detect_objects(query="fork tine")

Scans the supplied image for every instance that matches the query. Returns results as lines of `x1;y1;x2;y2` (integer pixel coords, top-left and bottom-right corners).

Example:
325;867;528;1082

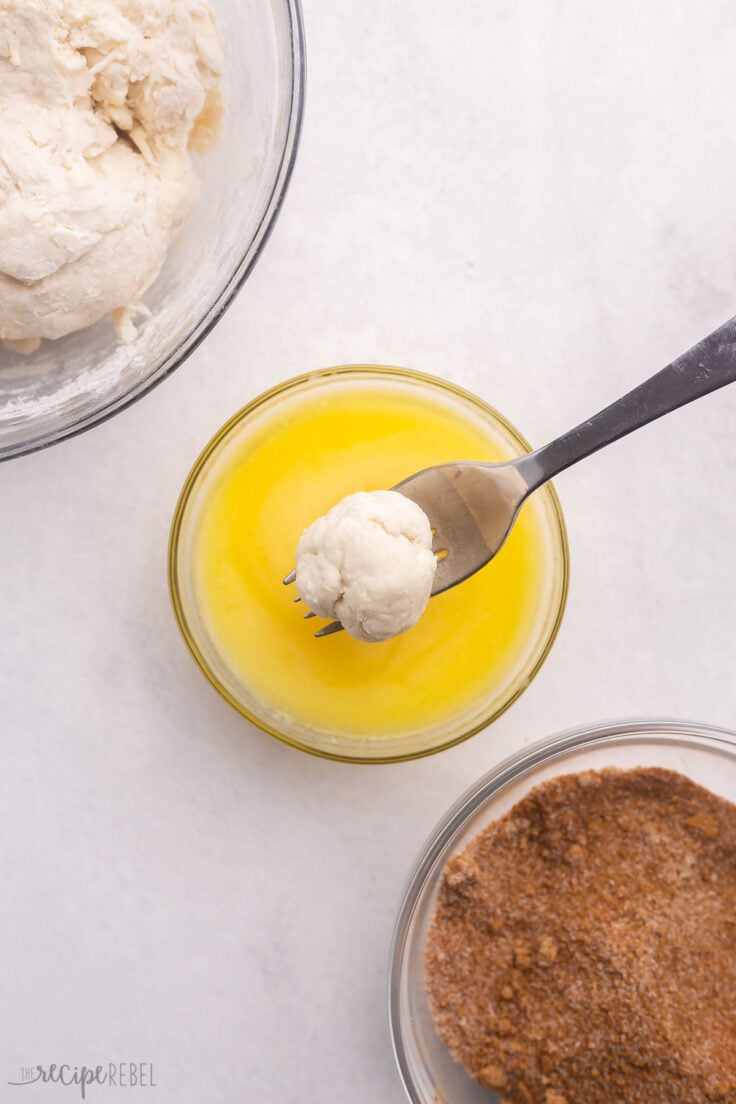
283;568;296;585
314;620;343;638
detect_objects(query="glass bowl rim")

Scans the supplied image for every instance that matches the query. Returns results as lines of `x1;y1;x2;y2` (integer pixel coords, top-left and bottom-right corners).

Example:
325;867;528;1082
1;0;306;463
168;363;570;763
387;715;736;1102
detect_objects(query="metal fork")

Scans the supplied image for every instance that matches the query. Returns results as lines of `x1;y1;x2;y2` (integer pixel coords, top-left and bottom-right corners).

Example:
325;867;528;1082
286;313;736;635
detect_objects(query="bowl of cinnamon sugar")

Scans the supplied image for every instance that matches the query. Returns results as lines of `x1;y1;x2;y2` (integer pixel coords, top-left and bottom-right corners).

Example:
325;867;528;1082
389;719;736;1104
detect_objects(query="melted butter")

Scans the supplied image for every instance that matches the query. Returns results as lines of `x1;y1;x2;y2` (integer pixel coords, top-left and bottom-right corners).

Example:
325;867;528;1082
193;378;555;742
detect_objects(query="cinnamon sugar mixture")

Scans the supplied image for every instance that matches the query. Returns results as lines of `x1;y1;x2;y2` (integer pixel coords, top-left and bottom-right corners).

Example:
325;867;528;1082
425;768;736;1104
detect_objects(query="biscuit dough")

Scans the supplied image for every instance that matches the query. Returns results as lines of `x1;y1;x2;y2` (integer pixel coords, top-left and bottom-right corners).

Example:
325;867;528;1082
0;0;222;350
296;490;438;643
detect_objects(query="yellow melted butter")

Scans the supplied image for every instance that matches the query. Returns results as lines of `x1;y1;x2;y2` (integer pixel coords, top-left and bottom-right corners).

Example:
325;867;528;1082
193;378;551;740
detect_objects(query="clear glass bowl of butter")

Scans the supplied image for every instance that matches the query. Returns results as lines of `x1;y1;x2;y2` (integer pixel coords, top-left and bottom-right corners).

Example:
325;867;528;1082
169;366;569;762
0;0;305;461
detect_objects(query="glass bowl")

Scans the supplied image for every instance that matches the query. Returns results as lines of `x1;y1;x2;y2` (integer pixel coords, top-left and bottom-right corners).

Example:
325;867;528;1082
169;366;569;762
389;718;736;1103
0;0;305;462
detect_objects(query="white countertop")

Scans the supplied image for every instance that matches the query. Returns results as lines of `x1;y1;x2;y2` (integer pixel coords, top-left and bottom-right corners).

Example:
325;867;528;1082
2;1;736;1101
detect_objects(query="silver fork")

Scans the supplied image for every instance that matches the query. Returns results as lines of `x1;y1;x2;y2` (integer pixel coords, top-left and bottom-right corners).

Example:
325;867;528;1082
286;314;736;636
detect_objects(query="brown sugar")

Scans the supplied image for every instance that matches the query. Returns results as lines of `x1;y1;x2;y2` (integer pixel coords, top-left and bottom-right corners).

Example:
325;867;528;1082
424;767;736;1104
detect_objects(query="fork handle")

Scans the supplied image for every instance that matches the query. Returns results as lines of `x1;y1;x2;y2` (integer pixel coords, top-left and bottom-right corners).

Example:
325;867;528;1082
516;313;736;491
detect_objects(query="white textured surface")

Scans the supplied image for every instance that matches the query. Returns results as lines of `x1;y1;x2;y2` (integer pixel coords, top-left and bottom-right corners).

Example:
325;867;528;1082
2;1;736;1101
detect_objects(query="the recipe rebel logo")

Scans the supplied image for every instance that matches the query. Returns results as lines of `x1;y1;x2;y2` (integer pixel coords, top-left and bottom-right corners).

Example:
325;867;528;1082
8;1063;156;1099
